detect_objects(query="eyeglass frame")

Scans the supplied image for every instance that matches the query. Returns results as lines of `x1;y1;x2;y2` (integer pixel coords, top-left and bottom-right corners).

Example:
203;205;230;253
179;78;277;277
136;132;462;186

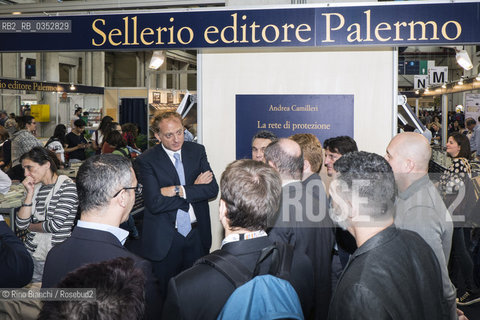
112;183;143;198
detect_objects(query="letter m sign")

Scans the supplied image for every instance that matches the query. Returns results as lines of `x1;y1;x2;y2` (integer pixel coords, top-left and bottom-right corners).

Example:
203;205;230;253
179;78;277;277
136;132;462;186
429;66;448;85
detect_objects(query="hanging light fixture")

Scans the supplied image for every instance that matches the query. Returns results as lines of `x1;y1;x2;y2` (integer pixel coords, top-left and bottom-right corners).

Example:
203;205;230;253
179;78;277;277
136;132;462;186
149;51;166;70
70;83;76;90
415;90;419;95
455;49;473;70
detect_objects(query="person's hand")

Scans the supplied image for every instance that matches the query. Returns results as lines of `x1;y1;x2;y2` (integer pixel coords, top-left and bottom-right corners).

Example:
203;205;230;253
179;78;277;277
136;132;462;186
195;171;213;185
457;308;469;320
22;176;35;194
160;186;177;197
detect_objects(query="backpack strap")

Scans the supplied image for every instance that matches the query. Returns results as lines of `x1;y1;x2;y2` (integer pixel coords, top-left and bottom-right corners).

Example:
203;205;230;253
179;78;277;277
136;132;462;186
253;242;294;280
273;242;294;280
196;250;251;288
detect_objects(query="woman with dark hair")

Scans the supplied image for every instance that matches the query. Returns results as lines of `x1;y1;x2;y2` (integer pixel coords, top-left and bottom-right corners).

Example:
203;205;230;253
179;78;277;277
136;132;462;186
104;130;129;157
92;116;113;154
45;124;67;166
9;115;42;180
121;123;141;158
101;122;122;154
439;133;480;305
16;147;78;282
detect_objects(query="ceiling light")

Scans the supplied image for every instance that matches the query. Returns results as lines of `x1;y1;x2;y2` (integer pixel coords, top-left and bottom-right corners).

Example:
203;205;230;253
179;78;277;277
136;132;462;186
425;87;430;92
456;49;473;70
149;51;165;70
70;83;76;90
12;12;21;15
476;73;480;81
441;83;447;88
458;78;464;85
415;90;419;94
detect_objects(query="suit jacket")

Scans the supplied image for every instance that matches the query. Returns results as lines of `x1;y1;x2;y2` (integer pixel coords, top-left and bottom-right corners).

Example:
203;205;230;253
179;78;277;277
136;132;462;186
269;175;335;320
0;221;33;287
136;142;218;261
42;227;162;320
162;236;314;320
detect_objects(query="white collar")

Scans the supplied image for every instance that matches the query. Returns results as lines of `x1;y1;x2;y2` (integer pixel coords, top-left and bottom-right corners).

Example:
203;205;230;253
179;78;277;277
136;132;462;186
77;220;129;245
221;230;267;248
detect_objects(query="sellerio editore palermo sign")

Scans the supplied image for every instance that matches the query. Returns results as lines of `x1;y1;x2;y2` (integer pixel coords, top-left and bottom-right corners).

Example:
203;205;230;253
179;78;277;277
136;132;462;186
0;1;478;51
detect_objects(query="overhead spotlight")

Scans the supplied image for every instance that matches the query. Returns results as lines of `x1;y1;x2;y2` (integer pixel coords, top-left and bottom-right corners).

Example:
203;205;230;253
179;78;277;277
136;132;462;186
415;90;419;94
70;83;76;90
455;49;473;70
458;78;464;85
149;51;166;70
441;82;447;88
476;73;480;81
425;87;430;92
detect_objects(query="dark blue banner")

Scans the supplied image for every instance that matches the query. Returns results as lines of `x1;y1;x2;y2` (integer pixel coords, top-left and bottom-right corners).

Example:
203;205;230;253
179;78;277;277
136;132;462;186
235;94;354;160
0;2;478;51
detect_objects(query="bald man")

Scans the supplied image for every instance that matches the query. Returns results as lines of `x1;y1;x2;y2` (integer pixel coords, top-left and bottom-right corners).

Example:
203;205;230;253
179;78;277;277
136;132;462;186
385;132;457;319
265;138;335;320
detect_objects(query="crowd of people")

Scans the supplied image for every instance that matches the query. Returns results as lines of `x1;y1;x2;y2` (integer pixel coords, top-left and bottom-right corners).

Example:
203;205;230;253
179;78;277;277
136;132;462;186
0;108;480;319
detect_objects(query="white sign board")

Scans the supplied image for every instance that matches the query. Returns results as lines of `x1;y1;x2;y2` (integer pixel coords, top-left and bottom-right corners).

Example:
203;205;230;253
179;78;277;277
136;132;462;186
465;93;480;122
414;75;429;89
429;66;448;85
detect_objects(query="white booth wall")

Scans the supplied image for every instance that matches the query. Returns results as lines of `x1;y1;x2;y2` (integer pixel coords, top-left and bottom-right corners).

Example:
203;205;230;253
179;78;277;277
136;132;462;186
199;47;395;249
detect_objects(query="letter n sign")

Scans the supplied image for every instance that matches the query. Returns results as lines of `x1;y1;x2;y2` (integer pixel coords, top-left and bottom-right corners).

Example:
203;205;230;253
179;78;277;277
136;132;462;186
429;66;448;85
414;75;429;89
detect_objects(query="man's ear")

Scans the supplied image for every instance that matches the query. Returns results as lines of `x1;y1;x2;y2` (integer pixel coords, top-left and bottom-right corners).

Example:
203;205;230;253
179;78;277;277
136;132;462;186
303;160;311;173
405;158;415;173
219;199;230;229
267;160;277;170
219;199;227;220
154;132;162;143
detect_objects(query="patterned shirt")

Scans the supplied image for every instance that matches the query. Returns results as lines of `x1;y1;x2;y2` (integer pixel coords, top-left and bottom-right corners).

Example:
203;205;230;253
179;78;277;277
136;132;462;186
439;158;469;195
16;178;78;253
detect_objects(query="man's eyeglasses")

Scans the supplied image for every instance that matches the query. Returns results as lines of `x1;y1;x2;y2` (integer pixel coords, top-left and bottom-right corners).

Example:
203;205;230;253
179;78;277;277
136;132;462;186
112;183;143;198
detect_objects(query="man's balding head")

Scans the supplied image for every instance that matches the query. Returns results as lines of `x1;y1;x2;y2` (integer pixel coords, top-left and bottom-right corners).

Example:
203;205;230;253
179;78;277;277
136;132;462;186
264;138;303;181
385;132;431;190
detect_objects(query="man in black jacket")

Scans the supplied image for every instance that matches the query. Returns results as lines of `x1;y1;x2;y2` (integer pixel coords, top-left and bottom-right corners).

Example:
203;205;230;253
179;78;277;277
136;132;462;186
327;151;448;320
0;216;33;287
42;154;162;319
265;138;334;320
162;159;314;319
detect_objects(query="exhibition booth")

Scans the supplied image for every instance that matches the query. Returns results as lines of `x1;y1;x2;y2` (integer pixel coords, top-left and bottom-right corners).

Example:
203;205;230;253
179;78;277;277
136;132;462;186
0;0;478;247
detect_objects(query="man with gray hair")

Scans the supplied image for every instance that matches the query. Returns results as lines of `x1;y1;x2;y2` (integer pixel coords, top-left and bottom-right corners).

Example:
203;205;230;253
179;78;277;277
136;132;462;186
385;132;457;319
42;154;162;319
328;151;447;319
265;138;335;320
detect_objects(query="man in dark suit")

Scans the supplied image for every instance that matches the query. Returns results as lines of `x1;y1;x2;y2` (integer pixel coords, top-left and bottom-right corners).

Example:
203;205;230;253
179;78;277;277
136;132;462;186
162;159;314;319
265;138;335;320
136;111;218;292
42;154;162;319
0;216;33;287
